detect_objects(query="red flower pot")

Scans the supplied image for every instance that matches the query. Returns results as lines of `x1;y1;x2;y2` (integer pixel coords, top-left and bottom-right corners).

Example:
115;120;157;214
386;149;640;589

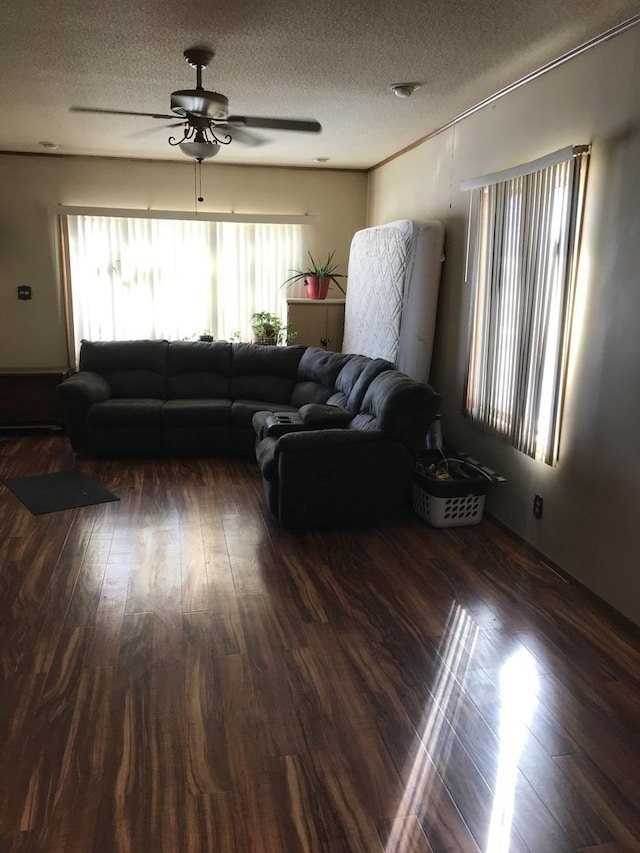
305;275;331;300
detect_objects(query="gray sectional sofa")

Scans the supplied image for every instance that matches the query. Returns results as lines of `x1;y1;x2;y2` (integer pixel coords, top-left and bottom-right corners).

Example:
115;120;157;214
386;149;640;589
58;339;440;528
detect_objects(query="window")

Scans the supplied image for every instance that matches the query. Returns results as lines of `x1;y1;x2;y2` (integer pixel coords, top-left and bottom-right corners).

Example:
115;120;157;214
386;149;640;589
462;146;590;465
60;211;307;362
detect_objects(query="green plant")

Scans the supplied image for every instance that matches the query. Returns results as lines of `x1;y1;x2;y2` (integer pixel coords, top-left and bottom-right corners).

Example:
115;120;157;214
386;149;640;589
250;312;297;346
281;250;346;294
198;330;214;342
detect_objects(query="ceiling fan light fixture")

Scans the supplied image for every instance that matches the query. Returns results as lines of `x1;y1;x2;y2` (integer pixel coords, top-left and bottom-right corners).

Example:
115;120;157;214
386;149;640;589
178;140;220;161
171;89;229;119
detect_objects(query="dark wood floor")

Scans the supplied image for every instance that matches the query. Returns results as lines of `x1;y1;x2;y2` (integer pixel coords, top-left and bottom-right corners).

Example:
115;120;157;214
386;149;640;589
1;436;639;852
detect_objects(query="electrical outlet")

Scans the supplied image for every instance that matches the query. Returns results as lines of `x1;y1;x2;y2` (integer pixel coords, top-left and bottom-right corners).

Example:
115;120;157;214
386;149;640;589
17;285;32;300
533;494;543;519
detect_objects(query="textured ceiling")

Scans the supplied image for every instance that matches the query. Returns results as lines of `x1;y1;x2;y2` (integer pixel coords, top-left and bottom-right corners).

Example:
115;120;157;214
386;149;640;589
1;0;638;169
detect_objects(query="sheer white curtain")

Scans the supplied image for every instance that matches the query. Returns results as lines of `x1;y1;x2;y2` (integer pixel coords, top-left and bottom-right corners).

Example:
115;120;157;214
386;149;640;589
216;222;300;341
65;214;306;359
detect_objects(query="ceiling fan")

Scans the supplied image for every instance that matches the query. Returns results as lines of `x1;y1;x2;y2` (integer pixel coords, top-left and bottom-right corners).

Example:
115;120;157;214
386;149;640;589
71;47;322;161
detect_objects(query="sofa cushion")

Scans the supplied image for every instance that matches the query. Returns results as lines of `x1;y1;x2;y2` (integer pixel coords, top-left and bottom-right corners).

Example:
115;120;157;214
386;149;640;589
87;426;163;457
326;390;349;408
328;354;371;409
360;370;438;454
340;357;396;412
230;343;305;403
290;380;334;406
80;339;169;373
161;399;232;426
87;399;164;426
162;425;232;456
167;341;232;399
79;339;168;398
348;412;378;431
326;357;395;412
290;348;352;407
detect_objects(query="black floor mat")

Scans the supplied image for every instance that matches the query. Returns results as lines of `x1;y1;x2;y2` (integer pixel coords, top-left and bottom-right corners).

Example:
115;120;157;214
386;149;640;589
4;470;119;515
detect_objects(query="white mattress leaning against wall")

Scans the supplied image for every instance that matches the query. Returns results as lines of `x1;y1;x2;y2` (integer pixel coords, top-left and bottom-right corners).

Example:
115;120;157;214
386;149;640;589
342;219;445;385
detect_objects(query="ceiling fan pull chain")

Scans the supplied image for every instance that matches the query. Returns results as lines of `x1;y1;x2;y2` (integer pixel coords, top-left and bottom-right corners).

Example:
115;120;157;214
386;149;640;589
193;157;204;210
198;159;204;204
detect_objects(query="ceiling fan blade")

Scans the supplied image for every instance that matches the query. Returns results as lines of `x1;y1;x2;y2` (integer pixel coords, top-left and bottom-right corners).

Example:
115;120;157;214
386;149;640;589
226;116;322;133
70;106;176;120
125;122;185;140
213;124;266;147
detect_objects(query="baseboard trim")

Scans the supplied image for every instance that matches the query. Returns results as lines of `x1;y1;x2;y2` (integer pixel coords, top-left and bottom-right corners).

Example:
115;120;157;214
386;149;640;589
0;424;64;436
485;512;640;639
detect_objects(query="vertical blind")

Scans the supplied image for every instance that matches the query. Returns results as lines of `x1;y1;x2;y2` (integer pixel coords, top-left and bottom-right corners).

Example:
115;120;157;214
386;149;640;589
64;214;306;360
464;146;589;464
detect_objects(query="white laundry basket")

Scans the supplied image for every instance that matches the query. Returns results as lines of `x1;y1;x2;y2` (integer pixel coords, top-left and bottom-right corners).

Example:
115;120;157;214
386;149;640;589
412;459;489;528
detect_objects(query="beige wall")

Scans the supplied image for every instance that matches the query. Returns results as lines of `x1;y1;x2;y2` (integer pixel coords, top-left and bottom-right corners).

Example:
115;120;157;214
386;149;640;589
368;26;640;624
0;155;366;368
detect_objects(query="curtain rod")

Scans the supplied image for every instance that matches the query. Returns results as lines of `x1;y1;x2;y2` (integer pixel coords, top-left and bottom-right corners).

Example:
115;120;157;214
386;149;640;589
460;145;590;191
53;205;314;224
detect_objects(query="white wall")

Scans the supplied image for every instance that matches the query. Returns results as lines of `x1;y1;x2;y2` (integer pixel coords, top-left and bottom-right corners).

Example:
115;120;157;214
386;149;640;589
368;26;640;624
0;155;366;368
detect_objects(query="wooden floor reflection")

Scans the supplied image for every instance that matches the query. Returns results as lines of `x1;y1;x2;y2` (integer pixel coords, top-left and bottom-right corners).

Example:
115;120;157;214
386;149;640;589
1;436;639;852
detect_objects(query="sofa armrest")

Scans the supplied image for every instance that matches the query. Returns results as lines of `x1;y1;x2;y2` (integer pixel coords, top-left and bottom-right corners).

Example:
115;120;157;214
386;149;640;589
58;371;112;406
253;408;351;441
57;372;112;454
276;427;385;453
298;403;352;427
274;429;415;528
257;428;377;480
261;412;309;439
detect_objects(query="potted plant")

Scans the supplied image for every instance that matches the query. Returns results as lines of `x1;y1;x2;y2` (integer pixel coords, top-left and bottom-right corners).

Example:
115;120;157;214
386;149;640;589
281;250;346;300
250;312;297;346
